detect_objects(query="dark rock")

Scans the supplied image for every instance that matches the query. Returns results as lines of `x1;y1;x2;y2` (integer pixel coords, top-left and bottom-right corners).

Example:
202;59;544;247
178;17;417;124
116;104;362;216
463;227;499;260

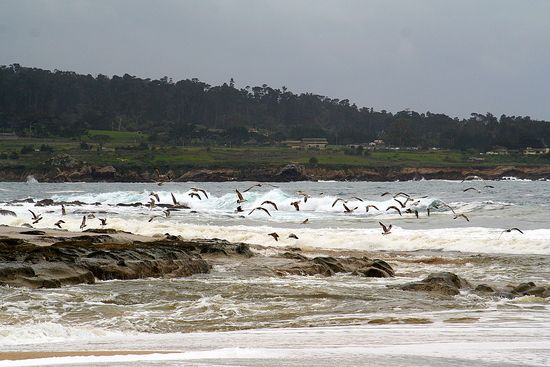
275;256;395;278
91;166;116;180
20;230;46;236
281;252;308;261
236;243;253;257
273;164;310;182
475;284;495;293
35;199;55;206
399;272;471;296
512;282;536;294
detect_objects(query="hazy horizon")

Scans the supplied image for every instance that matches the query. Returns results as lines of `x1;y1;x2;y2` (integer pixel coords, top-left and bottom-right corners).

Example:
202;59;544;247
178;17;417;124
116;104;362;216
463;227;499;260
1;0;549;120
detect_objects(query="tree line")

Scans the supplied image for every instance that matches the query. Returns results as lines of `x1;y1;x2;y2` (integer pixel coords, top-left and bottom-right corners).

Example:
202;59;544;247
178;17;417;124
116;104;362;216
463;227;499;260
1;64;549;150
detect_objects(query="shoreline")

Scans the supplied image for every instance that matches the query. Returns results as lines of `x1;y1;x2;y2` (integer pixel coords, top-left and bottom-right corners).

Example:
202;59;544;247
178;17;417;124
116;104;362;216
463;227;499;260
1;164;550;182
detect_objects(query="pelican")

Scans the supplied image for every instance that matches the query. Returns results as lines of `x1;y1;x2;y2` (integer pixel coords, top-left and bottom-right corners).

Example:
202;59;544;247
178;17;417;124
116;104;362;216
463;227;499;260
291;201;300;211
261;200;278;210
288;233;299;239
248;207;272;217
54;220;65;229
268;232;279;241
454;213;470;222
386;206;402;216
365;204;379;212
236;189;246;204
191;187;209;199
379;222;392;235
80;215;87;230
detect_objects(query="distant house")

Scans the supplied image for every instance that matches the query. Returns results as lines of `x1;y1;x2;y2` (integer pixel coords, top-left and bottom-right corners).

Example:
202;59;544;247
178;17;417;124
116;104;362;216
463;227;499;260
283;138;328;150
486;146;509;155
367;139;386;150
523;147;550;155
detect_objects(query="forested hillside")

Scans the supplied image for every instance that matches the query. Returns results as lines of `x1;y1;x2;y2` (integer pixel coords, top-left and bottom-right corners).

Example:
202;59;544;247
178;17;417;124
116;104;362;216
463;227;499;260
1;64;549;150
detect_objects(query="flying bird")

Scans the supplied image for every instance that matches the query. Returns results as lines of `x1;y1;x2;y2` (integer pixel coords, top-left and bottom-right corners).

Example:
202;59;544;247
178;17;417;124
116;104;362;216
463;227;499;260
343;203;358;213
381;192;392;197
189;192;202;200
171;193;180;205
483;185;495;189
148;198;156;210
298;191;311;202
149;192;160;202
243;183;278;192
235;206;244;213
454;214;470;222
351;196;364;202
28;209;42;224
261;200;278;210
288;233;299;239
301;218;309;224
379;221;392;235
54;220;65;229
248;207;272;217
80;215;87;229
0;209;16;217
393;192;411;199
98;218;107;227
463;187;481;193
386;206;402;216
236;189;246;203
393;198;407;208
365;204;379;212
268;232;279;241
332;198;347;207
191;187;209;199
291;201;300;211
499;227;524;239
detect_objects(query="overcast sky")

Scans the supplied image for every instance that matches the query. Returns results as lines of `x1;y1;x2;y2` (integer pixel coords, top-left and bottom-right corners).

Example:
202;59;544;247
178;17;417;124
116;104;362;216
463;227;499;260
1;0;549;120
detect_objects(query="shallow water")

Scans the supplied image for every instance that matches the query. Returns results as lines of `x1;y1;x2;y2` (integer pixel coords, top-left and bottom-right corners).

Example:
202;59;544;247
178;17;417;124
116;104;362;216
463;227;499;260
0;180;549;365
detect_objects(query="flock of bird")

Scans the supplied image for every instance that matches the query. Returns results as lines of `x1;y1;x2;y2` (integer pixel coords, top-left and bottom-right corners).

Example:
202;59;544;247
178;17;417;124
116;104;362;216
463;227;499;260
0;173;525;242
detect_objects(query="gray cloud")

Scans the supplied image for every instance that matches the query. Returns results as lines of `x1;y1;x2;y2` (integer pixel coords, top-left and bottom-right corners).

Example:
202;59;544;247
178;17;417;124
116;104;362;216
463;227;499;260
1;0;549;119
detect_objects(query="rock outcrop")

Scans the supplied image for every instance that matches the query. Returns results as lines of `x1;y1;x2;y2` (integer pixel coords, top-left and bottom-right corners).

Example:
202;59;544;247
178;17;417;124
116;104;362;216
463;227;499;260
274;256;394;277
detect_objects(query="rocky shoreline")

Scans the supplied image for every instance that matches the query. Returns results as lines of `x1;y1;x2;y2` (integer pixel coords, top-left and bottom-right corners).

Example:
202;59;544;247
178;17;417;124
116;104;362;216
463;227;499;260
2;162;550;182
1;226;548;300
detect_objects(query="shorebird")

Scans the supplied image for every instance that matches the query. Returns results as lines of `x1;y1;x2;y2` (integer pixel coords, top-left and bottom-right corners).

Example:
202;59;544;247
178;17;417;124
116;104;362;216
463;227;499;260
288;233;299;239
149;192;160;202
386;206;402;216
463;187;481;193
261;200;278;210
365;204;379;212
291;201;300;211
61;204;66;216
28;209;42;224
80;215;87;230
343;203;358;213
453;213;470;222
54;220;65;229
268;232;279;241
188;192;202;200
248;207;272;217
236;189;246;204
0;209;16;216
379;221;392;235
499;227;524;239
98;218;107;227
301;218;309;224
191;188;209;199
148;198;156;210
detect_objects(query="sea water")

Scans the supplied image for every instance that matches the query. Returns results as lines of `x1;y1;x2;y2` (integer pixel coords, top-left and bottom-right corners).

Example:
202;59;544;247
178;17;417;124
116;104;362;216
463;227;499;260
0;180;549;366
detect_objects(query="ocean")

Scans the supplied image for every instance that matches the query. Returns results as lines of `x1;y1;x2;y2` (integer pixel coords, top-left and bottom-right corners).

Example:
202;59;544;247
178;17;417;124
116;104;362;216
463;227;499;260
0;179;549;366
